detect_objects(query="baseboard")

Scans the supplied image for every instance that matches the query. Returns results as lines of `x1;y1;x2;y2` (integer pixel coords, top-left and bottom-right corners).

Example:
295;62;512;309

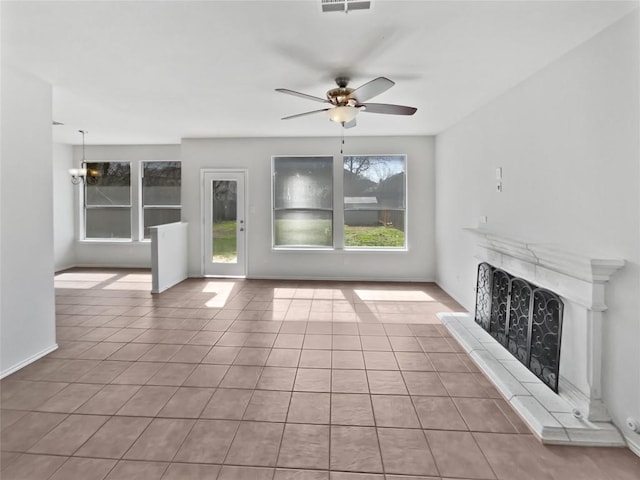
56;264;153;272
72;263;151;269
626;434;640;458
434;280;473;312
234;274;436;283
0;344;59;379
55;263;78;273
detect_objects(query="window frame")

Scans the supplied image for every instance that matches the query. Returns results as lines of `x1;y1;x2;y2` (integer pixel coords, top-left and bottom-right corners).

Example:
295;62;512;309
82;160;133;242
271;155;335;250
342;154;408;251
138;160;182;242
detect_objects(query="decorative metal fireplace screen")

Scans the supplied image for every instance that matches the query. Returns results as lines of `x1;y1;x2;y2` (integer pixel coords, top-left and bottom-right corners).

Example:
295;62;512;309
475;262;564;392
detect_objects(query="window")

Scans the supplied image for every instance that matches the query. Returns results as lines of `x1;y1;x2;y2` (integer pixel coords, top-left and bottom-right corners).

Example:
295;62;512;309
343;155;406;248
141;161;181;239
84;162;132;239
273;156;333;247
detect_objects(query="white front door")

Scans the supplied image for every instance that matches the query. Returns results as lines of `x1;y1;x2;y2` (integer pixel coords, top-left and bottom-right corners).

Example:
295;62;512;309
202;170;246;277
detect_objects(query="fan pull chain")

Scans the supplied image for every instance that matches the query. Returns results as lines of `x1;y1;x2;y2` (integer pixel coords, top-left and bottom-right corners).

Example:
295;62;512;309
340;128;345;155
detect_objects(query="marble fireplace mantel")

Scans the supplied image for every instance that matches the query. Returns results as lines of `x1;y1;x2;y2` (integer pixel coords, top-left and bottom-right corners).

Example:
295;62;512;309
439;228;626;446
463;228;624;308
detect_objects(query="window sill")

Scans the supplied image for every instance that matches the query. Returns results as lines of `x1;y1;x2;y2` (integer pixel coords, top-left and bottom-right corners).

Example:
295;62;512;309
272;247;334;252
78;239;150;246
271;247;408;253
344;247;408;253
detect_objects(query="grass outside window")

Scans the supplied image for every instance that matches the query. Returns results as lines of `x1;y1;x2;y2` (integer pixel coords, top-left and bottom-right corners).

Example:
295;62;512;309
344;224;404;247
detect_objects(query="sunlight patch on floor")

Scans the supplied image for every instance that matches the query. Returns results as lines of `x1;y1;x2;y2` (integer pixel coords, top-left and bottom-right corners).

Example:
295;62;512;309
103;282;151;291
354;289;435;302
54;272;119;289
101;273;152;290
117;274;152;282
55;273;118;282
54;280;102;289
202;281;237;308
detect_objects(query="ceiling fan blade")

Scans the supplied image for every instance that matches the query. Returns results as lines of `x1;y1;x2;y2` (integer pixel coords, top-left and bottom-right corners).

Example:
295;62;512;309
349;77;395;102
281;108;330;120
275;88;329;104
360;103;417;115
343;118;357;129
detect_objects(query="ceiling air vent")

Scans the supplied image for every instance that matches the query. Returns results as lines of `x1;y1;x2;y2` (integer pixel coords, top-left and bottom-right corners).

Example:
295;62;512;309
321;0;371;13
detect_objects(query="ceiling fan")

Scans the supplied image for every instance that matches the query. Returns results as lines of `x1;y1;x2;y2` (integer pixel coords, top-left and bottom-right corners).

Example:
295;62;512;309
275;76;417;128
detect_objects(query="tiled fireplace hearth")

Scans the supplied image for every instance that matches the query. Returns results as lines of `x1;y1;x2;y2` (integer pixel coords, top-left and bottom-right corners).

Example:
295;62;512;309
439;228;626;447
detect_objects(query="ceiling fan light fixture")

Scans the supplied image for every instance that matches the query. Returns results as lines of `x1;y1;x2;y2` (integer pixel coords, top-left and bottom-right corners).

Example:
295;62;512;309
277;77;416;127
328;105;359;124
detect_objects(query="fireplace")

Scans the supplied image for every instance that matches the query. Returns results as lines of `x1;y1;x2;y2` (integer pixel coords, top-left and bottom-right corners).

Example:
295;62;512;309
437;228;626;446
475;262;563;392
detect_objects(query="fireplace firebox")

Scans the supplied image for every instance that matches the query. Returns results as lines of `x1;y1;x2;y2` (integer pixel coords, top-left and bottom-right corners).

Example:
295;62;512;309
475;262;564;392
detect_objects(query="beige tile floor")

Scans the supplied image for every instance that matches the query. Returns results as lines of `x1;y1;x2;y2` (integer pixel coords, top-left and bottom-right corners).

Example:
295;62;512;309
1;269;639;479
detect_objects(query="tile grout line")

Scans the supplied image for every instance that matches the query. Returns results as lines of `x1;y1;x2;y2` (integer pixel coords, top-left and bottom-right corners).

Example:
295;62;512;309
429;333;502;480
392;340;442;479
327;327;333;474
216;326;272;472
364;346;387;478
269;324;305;478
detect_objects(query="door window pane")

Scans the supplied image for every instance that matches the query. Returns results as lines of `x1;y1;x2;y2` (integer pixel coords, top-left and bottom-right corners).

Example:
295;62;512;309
343;155;406;248
212;180;238;263
85;208;131;239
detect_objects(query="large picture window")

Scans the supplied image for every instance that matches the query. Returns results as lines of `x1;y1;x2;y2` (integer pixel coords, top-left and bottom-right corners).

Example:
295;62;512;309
141;161;181;239
343;155;406;248
84;162;132;239
273;156;333;248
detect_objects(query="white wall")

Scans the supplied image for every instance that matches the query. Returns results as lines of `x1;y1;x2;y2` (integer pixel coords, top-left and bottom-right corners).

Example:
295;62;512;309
182;136;435;281
0;66;57;376
72;144;181;268
150;222;188;293
53;143;76;271
435;11;640;451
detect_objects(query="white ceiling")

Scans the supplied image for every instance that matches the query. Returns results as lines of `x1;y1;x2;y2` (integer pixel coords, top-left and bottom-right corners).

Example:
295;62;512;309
2;0;637;145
